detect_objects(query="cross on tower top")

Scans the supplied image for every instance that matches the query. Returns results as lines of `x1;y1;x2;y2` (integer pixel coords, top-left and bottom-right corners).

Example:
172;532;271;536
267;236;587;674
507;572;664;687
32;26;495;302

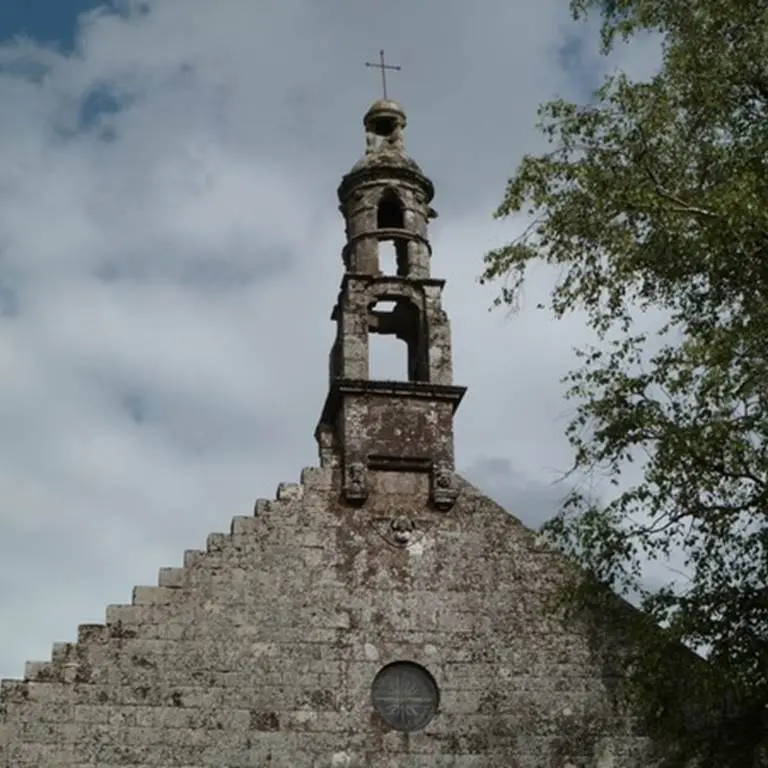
365;50;401;100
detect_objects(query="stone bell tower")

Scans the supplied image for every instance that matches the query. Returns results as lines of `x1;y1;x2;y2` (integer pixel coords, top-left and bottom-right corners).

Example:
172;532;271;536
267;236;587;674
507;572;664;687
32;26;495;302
315;98;466;509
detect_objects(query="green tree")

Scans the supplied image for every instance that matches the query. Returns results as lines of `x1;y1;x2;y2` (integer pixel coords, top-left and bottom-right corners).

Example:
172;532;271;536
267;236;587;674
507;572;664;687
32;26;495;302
481;0;768;763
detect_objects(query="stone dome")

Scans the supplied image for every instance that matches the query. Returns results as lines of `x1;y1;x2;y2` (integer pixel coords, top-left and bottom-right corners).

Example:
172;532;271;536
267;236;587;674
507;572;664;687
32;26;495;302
364;99;407;136
347;149;423;175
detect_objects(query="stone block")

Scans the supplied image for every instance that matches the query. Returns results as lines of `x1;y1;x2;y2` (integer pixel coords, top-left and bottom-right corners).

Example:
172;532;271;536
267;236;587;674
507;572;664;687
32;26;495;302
157;567;185;589
276;481;303;501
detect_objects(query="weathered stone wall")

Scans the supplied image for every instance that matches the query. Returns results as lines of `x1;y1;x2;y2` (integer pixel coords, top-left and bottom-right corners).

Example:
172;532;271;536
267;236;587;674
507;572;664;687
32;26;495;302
336;386;458;471
0;467;658;766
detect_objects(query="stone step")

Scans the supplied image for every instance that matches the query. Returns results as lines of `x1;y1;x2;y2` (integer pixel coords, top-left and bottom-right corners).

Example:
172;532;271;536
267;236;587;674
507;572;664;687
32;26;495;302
77;623;108;644
158;567;185;588
230;515;258;536
105;604;146;630
276;481;303;502
300;465;334;490
183;549;206;568
51;642;75;664
206;532;228;553
23;661;54;682
274;466;335;506
131;586;180;605
253;498;272;517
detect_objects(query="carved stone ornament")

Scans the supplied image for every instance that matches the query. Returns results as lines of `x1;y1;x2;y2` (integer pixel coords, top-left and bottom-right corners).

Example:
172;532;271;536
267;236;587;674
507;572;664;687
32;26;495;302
431;466;459;511
377;515;422;549
344;461;369;505
391;516;414;544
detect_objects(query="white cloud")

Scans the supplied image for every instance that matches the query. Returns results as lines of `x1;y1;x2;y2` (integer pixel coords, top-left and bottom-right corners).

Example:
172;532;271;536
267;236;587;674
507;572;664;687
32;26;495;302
0;0;663;678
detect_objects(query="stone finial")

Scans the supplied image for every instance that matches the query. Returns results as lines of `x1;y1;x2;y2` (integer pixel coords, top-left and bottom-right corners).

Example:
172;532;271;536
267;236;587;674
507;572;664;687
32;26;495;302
363;99;407;154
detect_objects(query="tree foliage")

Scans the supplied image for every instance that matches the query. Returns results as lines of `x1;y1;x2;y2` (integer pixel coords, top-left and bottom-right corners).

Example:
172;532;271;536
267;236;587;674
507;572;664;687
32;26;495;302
482;0;768;763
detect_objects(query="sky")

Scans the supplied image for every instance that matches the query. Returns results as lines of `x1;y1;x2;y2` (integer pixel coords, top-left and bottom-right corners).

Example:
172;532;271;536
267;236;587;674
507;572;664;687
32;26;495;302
0;0;663;680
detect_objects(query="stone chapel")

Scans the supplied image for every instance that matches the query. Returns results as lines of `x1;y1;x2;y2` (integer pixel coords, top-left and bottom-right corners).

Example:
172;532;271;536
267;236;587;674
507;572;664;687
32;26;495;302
0;99;667;766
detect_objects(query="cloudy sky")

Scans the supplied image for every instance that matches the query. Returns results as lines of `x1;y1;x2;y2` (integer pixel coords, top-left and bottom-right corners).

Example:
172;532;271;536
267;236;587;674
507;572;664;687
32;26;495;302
0;0;663;679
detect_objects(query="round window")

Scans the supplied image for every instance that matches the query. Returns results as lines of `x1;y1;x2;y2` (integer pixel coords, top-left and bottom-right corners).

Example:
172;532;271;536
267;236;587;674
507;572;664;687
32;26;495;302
371;661;439;732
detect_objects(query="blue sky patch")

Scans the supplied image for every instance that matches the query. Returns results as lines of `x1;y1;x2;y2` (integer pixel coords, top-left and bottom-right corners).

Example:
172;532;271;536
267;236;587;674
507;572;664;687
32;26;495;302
0;0;105;52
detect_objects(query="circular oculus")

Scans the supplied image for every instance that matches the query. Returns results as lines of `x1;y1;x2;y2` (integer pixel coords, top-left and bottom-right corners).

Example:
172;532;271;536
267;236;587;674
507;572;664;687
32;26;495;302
371;661;439;732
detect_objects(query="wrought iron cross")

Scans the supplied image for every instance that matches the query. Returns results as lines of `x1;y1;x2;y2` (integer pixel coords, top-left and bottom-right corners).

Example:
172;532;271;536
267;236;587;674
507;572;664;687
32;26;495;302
365;50;401;100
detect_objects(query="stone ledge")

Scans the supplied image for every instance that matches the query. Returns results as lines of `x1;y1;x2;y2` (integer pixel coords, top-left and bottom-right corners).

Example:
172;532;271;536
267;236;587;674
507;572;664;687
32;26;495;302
276;482;303;502
230;516;258;536
51;643;74;663
254;498;273;517
182;549;206;568
132;586;182;606
300;466;334;490
23;662;53;682
157;568;185;589
206;533;228;552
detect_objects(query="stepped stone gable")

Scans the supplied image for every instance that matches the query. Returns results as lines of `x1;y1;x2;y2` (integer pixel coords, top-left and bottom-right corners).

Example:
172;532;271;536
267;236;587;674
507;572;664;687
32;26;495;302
0;98;663;766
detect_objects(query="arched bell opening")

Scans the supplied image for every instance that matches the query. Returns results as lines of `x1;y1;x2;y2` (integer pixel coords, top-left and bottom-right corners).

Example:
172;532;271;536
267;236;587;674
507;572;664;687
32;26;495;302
367;296;428;383
377;189;405;229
